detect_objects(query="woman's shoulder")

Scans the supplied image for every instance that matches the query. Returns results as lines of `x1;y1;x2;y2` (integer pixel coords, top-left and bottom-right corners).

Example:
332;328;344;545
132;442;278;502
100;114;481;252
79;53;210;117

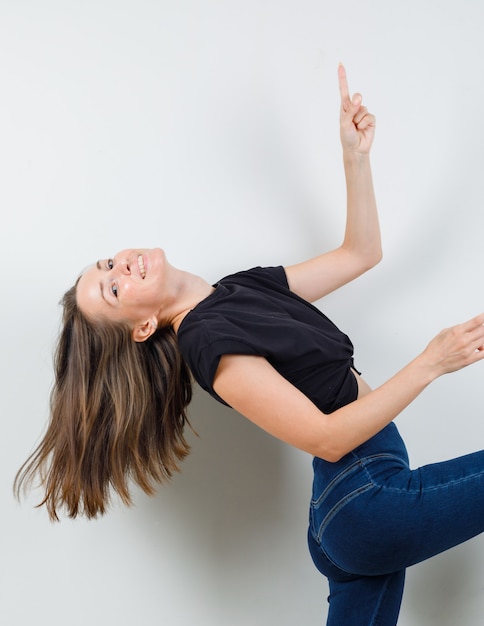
218;265;288;289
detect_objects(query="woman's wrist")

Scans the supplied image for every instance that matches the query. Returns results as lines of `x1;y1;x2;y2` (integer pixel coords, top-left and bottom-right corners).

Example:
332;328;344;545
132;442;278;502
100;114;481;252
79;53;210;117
342;149;371;164
410;352;442;387
342;150;373;183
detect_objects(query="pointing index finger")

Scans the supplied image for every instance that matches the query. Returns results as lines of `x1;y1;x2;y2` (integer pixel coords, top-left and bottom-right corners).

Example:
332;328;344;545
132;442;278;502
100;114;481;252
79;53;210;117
338;63;351;111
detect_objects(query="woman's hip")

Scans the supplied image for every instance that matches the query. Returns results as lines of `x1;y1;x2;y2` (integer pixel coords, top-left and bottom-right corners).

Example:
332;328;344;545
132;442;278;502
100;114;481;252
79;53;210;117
309;424;484;577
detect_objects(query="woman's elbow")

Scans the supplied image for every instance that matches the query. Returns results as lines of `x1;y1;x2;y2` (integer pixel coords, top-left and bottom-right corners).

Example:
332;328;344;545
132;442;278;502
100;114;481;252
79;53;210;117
311;419;354;463
374;247;383;267
364;246;383;271
348;246;383;277
312;441;346;463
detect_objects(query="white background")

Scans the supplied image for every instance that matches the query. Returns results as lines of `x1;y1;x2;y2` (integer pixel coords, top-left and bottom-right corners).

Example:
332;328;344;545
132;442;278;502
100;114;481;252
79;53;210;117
2;1;484;624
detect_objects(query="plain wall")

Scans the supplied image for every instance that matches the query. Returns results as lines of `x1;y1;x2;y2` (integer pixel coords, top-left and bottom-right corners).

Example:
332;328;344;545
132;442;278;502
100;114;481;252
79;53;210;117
2;1;484;624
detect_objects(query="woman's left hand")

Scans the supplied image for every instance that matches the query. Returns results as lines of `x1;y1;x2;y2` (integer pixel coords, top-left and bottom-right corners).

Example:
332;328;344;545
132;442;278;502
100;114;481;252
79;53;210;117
339;64;376;154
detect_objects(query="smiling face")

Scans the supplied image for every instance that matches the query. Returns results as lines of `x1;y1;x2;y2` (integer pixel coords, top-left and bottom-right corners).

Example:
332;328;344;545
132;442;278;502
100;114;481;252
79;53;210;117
76;248;168;340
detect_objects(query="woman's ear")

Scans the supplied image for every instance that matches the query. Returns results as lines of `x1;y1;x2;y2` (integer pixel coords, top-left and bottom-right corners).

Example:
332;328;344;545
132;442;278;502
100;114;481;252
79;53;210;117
132;316;158;343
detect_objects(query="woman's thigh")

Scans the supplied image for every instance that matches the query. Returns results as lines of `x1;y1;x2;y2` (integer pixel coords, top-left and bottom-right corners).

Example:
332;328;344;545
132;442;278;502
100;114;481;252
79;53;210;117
316;447;484;576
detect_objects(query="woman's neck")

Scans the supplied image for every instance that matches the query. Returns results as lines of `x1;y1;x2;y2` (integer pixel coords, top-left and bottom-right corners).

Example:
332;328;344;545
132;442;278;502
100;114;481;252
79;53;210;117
164;269;215;332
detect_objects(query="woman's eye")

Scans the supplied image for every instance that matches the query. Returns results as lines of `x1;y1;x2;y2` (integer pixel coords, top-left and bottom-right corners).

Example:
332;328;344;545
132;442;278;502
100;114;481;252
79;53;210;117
107;259;114;270
111;284;118;297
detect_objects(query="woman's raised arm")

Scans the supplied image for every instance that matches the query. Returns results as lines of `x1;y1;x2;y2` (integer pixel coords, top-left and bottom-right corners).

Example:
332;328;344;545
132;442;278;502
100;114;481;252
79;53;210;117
286;64;381;303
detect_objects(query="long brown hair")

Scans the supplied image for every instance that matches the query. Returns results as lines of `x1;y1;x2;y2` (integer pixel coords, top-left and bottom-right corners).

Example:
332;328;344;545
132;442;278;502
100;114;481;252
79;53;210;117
14;281;193;521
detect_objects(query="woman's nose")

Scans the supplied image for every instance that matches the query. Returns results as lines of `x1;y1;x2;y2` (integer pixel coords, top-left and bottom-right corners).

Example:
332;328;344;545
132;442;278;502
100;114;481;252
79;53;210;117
117;258;131;275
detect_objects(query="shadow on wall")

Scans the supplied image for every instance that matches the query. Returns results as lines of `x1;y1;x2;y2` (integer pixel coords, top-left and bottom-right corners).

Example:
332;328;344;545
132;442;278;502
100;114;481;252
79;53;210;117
132;383;295;566
403;538;484;626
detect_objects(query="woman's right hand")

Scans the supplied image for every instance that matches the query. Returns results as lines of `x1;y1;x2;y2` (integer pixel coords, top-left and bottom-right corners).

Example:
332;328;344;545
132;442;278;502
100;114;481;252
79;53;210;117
421;314;484;377
339;64;376;155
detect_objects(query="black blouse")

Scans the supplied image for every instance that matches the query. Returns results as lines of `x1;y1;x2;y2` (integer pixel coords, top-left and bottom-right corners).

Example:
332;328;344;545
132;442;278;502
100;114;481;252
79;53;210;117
177;266;359;414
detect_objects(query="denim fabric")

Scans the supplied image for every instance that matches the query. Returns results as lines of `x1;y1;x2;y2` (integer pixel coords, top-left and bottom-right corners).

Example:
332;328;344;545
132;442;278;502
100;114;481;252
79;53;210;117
308;423;484;625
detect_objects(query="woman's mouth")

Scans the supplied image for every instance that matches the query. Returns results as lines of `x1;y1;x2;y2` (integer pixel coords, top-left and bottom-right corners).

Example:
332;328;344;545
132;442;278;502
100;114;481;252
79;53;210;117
137;254;146;279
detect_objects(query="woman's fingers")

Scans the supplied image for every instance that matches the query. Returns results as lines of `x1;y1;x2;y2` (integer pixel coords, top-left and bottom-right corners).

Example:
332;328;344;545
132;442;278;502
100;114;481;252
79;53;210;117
464;315;484;353
429;314;484;373
356;113;376;131
461;312;484;332
351;106;376;131
338;63;351;110
338;64;375;154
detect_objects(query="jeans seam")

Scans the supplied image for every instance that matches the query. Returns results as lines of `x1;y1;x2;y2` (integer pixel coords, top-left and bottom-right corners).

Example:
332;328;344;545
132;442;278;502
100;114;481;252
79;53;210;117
312;453;402;509
389;467;484;494
314;482;374;543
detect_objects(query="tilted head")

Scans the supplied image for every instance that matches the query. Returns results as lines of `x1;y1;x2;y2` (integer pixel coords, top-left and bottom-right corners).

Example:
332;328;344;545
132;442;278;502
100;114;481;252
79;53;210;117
76;247;170;342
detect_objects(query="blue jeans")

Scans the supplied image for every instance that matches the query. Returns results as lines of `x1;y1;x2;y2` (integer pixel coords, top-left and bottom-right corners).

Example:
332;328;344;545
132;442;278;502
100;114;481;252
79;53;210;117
308;422;484;625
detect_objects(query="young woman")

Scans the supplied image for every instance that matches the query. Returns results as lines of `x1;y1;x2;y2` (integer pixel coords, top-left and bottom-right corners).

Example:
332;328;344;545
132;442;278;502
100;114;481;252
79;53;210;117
15;65;484;625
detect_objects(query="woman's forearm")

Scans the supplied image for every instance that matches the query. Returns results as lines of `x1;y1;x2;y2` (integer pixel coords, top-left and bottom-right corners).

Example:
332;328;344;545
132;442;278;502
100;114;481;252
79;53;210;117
321;314;484;462
342;151;382;267
321;354;434;461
